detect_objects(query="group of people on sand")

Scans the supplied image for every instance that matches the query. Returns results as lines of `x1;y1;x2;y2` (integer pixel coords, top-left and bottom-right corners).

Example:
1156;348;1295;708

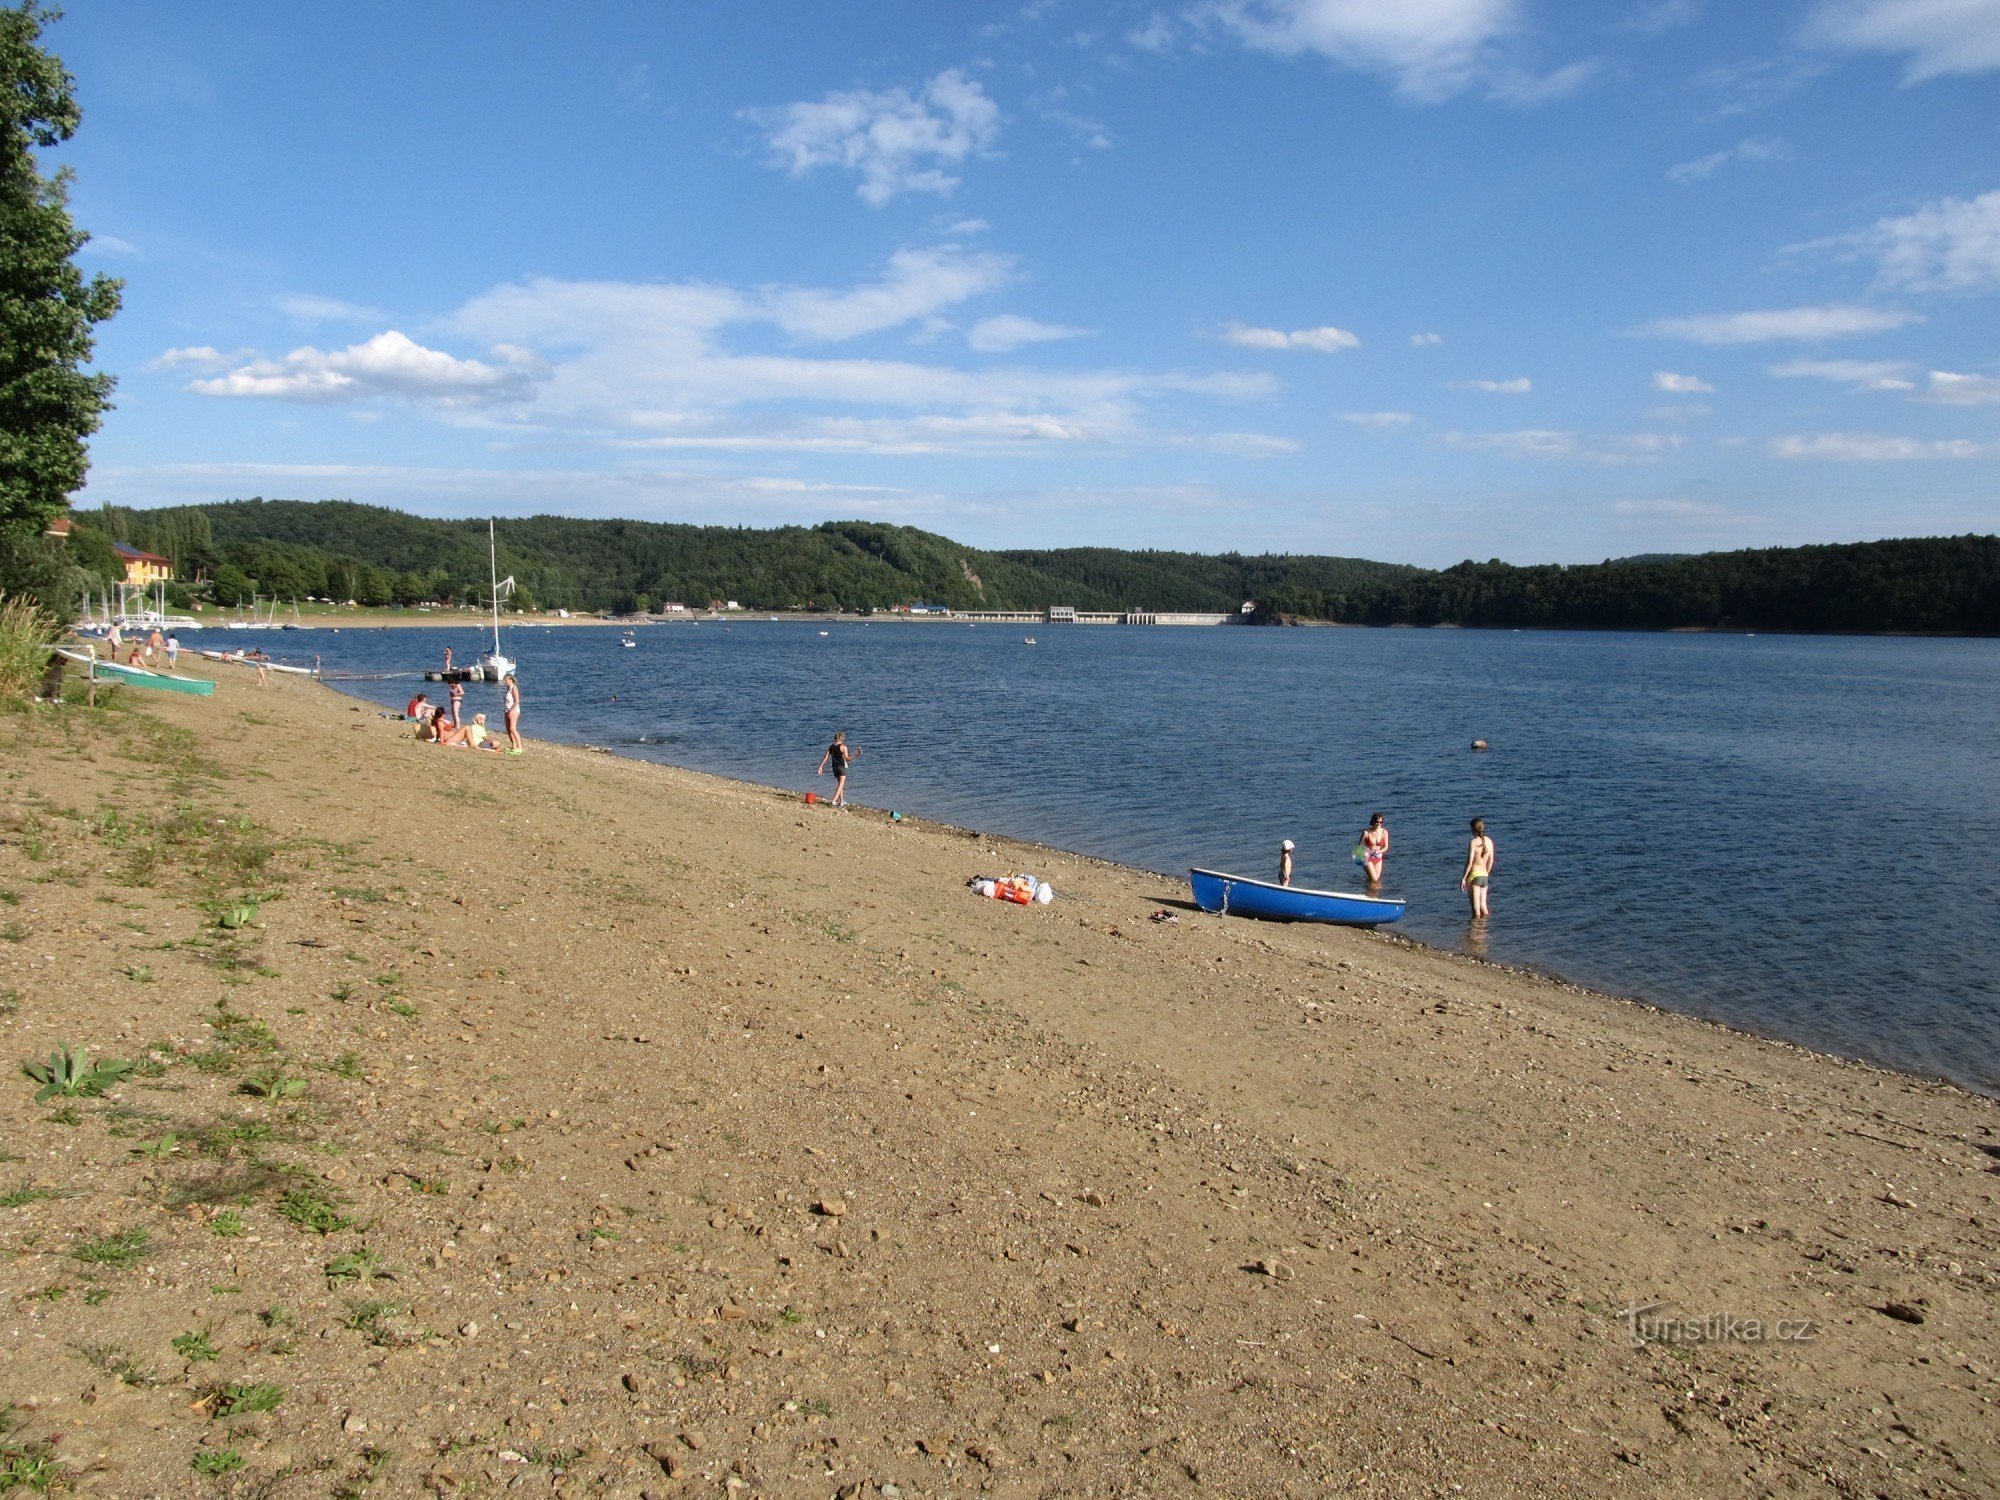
106;624;179;671
404;674;523;755
1279;814;1497;917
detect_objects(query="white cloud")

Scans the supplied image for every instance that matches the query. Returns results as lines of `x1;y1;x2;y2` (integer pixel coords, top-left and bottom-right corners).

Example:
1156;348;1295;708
1409;331;1444;346
1129;12;1178;50
764;246;1016;341
175;250;1285;456
748;69;1001;206
1851;189;2000;293
1184;431;1303;456
945;218;991;235
1652;371;1715;393
1201;0;1542;103
966;314;1092;353
1451;376;1532;393
1771;431;2000;460
181;330;541;405
1802;0;2000;82
176;253;1264;458
1639;303;1920;343
1339;410;1415;427
1765;356;1917;390
1921;370;2000;405
275;292;387;324
1440;429;1682;462
1221;321;1360;352
1665;135;1791;184
84;233;140;258
148;345;257;373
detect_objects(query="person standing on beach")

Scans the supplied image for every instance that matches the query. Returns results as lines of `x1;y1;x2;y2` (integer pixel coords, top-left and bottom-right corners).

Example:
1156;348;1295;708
1358;813;1389;887
447;678;465;728
1278;839;1295;887
165;634;179;669
817;731;857;807
144;627;163;664
1461;817;1495;918
502;673;523;754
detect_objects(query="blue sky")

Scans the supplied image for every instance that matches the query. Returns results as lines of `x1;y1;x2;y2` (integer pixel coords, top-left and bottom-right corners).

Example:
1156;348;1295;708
52;0;2000;565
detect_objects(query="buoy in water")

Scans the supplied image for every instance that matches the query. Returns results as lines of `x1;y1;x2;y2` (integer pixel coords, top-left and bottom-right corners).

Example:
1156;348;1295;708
1471;739;1489;751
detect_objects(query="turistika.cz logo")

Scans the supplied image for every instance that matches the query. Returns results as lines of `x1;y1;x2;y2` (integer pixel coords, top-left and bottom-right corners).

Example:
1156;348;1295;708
1618;1301;1818;1349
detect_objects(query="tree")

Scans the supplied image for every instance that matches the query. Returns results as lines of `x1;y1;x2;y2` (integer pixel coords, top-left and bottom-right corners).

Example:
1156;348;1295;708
0;5;121;557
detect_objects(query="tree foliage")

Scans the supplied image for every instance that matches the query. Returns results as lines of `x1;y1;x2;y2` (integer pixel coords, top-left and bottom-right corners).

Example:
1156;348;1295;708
0;3;120;559
88;498;2000;636
1252;537;2000;635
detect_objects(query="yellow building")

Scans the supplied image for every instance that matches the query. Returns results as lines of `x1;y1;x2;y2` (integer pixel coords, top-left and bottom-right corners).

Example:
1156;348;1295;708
114;543;174;588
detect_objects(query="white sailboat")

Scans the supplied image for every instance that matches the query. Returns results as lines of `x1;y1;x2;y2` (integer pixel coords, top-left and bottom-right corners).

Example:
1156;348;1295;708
480;519;516;680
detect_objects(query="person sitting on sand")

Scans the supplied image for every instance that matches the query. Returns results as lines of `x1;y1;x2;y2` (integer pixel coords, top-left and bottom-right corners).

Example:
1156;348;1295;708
1279;839;1295;887
1358;813;1389;886
414;712;440;744
406;691;430;719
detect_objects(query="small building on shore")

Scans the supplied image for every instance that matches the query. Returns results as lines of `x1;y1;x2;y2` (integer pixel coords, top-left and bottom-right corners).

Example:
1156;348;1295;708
113;543;174;587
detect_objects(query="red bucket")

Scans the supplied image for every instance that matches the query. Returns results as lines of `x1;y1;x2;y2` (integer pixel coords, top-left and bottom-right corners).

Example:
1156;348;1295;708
804;791;818;805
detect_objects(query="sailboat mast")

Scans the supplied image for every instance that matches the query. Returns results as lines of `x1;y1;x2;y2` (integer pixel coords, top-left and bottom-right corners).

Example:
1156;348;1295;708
488;518;501;656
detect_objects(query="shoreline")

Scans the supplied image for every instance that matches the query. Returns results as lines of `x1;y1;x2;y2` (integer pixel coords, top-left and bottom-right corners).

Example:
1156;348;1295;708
6;662;1995;1494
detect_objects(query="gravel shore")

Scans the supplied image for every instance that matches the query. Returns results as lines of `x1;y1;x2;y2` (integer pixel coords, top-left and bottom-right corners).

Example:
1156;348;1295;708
2;663;1995;1497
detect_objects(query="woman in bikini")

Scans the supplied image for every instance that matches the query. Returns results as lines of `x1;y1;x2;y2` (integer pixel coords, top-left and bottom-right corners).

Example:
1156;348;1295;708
1358;813;1389;886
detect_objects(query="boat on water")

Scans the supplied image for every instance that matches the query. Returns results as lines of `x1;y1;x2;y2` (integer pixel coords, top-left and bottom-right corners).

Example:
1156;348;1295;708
195;648;317;678
1188;868;1405;927
75;582;203;636
1023;636;1037;645
478;519;516;678
55;648;216;696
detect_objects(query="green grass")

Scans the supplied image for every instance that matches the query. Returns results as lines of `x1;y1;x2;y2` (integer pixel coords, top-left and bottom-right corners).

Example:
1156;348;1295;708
324;1248;392;1286
190;1449;244;1476
0;1185;57;1209
209;1210;246;1238
70;1227;149;1268
0;1437;65;1492
210;1382;282;1419
237;1068;307;1100
71;1342;157;1387
172;1330;220;1363
275;1186;354;1235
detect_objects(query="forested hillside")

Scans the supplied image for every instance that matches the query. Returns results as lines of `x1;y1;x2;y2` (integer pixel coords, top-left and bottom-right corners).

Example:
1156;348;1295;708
80;500;1415;614
1250;535;2000;634
64;498;2000;635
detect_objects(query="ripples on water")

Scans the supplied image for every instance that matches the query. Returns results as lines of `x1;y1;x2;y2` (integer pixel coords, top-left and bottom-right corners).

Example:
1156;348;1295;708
305;620;2000;1095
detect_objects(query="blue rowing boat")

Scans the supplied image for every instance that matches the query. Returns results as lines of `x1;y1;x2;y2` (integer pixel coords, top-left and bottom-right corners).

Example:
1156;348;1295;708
1189;868;1406;926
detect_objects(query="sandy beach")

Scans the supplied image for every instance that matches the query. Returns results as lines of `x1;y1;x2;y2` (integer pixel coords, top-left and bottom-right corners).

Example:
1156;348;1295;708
1;662;1995;1498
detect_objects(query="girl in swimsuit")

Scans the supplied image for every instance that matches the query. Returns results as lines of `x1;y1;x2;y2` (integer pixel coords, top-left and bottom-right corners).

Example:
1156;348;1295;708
1359;813;1389;886
1461;817;1495;919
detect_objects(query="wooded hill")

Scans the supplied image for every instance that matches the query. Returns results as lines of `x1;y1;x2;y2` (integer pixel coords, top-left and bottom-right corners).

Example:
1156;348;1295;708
81;499;2000;634
83;500;1418;615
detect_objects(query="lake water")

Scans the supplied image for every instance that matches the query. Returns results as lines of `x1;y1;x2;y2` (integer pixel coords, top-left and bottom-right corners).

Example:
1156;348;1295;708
276;620;2000;1096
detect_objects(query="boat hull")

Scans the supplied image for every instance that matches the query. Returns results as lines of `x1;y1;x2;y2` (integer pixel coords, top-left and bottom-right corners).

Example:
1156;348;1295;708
1188;868;1405;926
56;650;217;696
